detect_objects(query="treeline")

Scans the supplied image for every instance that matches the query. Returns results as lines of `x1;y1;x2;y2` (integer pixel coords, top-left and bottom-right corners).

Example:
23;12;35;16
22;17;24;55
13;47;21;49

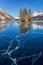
19;8;33;22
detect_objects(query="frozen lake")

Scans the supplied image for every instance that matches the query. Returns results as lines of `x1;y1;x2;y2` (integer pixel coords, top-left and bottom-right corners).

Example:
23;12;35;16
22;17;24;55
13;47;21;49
0;21;43;65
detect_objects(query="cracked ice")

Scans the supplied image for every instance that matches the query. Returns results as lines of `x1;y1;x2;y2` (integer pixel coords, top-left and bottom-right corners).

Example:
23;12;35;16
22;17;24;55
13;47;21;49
0;32;43;65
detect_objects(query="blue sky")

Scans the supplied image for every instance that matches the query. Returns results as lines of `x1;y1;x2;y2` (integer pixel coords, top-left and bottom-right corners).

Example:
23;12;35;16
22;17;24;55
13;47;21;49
0;0;43;17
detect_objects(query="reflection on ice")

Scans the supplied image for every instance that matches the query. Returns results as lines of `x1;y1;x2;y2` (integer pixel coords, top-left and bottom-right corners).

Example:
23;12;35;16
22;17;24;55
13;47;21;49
0;20;43;32
32;22;43;29
20;22;32;34
20;21;43;34
0;20;13;31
